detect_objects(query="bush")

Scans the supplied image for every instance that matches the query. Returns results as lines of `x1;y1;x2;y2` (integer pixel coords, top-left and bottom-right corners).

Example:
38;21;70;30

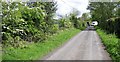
97;29;120;60
114;18;120;38
2;2;51;47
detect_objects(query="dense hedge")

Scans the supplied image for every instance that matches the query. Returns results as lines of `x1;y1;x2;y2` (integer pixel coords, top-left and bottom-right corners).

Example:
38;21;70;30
97;29;120;60
2;2;46;48
103;17;120;38
2;2;85;48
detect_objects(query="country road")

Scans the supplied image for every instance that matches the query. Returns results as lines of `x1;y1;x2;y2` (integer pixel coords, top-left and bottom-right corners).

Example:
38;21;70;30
42;29;111;60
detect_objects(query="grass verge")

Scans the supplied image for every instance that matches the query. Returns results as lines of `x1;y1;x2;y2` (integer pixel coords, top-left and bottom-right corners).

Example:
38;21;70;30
3;28;80;60
96;29;120;60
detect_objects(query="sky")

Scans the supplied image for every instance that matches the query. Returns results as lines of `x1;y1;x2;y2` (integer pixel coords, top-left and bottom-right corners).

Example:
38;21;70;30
54;0;90;19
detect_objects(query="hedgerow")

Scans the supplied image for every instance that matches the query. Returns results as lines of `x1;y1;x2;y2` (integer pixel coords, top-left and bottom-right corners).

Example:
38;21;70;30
2;2;85;48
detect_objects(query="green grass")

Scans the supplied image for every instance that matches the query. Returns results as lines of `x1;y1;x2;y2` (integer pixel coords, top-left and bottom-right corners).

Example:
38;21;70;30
3;28;80;60
96;29;120;60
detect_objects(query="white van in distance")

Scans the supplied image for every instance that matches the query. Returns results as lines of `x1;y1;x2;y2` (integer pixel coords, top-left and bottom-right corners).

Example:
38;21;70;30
91;21;98;26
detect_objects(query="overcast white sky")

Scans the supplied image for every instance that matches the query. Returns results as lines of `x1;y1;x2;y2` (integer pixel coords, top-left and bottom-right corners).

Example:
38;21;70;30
54;0;90;18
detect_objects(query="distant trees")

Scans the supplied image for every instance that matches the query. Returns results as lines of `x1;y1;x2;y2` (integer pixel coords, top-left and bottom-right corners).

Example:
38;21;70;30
68;9;89;29
88;2;120;37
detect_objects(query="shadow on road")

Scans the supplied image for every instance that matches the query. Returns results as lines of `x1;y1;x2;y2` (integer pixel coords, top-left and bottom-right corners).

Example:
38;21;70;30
83;26;96;31
84;29;96;31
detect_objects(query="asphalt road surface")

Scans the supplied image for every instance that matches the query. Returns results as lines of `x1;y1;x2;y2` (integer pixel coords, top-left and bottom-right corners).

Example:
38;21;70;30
43;29;111;60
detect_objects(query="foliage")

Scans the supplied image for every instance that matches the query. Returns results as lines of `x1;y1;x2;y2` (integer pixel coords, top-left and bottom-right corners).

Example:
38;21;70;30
2;28;80;60
89;2;120;60
2;1;84;48
58;18;72;29
69;13;81;29
88;2;120;37
2;2;57;47
1;1;87;61
97;29;120;60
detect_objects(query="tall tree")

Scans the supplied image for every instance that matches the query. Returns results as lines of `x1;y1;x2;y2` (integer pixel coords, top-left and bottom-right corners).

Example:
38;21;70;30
88;2;117;29
43;2;57;33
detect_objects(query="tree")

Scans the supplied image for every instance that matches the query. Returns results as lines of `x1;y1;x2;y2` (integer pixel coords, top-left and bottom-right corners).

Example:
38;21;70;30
43;2;57;34
88;2;120;37
88;2;117;29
